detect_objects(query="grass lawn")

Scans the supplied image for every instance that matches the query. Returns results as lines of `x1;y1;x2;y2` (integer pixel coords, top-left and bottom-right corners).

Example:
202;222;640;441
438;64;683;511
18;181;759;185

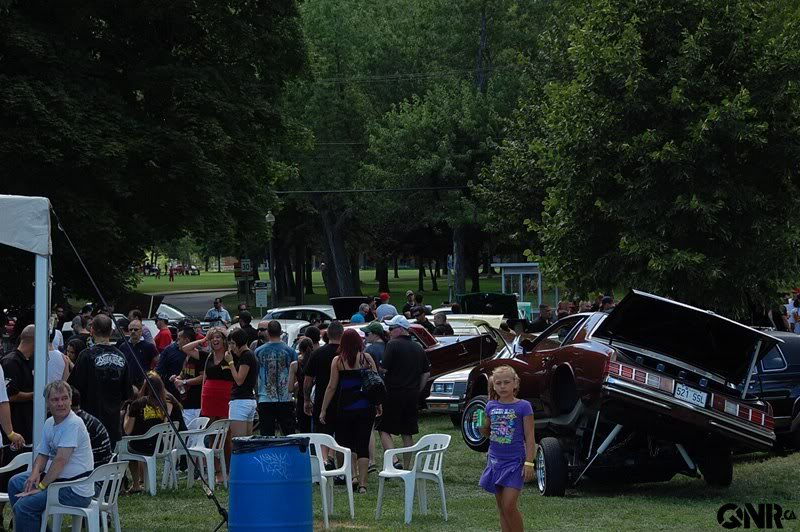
111;414;800;531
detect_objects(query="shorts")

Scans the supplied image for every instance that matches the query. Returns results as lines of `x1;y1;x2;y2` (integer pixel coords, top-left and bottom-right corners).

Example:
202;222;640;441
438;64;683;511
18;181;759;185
182;408;201;427
479;454;524;493
229;399;257;422
377;390;419;435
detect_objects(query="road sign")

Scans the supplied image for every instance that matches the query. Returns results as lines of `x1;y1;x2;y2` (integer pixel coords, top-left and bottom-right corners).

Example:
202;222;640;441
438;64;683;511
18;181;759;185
255;280;269;308
240;258;252;273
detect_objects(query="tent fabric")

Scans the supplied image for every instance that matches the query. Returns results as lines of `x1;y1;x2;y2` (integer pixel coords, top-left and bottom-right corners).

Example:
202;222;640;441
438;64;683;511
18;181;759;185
0;195;51;255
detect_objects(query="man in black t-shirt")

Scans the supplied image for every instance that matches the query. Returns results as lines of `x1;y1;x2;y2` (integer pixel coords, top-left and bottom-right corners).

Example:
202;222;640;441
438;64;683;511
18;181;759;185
225;328;258;438
378;315;431;468
71;387;112;467
0;325;34;446
68;314;131;446
303;321;343;439
117;319;158;389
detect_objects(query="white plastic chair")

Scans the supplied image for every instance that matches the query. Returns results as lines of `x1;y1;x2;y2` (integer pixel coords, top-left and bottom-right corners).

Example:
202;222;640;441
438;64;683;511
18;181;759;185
40;461;128;532
0;451;32;504
295;433;354;529
163;416;211;489
169;419;230;490
116;422;175;496
376;434;451;524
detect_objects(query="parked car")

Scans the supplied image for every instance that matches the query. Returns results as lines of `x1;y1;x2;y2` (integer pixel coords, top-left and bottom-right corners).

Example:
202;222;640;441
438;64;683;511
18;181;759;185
427;328;523;426
263;305;336;325
460;290;777;495
749;331;800;448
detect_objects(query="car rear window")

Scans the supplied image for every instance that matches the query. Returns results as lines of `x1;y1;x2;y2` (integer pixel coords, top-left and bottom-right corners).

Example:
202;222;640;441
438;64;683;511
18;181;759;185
761;346;787;371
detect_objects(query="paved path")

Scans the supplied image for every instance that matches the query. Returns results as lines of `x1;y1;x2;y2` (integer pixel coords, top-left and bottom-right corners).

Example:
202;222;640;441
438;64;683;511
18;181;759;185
161;290;235;317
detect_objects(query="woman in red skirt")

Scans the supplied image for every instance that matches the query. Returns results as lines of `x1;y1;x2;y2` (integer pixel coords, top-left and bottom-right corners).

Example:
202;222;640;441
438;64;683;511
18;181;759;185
200;327;234;482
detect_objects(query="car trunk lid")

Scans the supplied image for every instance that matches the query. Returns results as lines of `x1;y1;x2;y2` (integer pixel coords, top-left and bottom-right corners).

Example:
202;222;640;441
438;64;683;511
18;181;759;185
594;290;780;383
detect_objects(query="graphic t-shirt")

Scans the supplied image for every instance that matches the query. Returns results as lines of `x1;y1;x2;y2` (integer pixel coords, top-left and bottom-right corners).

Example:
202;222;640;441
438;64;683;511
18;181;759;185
486;399;534;459
254;342;297;403
181;350;208;409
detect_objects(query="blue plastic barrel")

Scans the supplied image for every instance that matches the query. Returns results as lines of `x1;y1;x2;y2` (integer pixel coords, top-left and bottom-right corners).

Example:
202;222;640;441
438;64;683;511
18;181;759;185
229;436;313;531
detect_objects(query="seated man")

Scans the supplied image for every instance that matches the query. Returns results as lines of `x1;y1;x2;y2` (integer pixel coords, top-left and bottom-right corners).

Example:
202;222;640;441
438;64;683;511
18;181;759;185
9;381;94;532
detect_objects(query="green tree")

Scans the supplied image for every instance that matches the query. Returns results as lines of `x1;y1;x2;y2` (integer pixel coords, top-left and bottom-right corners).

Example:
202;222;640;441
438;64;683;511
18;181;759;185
497;0;800;312
0;0;305;304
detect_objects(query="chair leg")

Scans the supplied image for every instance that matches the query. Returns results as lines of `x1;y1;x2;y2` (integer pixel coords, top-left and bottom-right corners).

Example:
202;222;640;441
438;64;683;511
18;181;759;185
186;454;194;488
319;477;330;530
327;478;334;514
438;476;448;521
113;507;122;532
71;515;82;531
418;479;428;515
375;477;385;519
161;456;172;489
207;455;216;491
220;453;228;488
402;477;416;525
146;459;158;496
52;515;62;532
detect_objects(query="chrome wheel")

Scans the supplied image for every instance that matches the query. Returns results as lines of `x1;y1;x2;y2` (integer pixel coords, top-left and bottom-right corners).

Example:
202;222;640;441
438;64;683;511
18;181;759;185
536;445;546;493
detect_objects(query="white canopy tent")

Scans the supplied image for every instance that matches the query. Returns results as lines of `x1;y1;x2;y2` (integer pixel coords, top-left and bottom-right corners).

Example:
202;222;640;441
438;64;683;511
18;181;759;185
0;194;52;448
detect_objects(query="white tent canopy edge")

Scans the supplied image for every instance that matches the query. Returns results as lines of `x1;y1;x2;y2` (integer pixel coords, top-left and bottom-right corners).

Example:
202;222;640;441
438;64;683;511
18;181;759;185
0;194;52;449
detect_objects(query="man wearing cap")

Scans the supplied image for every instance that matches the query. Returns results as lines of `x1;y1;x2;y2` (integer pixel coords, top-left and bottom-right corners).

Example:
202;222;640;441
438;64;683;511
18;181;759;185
378;315;431;469
153;314;173;353
600;295;615;313
350;303;370;324
376;293;398;322
361;322;387;369
402;290;416;318
412;306;435;334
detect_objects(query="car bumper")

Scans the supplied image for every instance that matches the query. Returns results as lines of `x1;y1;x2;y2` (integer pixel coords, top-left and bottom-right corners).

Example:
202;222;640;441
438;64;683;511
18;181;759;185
426;395;464;413
602;376;775;451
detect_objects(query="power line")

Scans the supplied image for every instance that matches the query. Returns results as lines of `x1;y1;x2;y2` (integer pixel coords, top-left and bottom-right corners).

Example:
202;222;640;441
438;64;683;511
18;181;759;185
276;185;467;195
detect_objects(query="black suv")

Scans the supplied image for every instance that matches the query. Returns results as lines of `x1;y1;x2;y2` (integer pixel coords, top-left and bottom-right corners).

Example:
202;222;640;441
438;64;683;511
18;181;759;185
749;331;800;448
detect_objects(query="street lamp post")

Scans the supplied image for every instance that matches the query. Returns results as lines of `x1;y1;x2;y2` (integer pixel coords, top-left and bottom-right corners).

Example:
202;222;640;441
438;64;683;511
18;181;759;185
265;211;276;308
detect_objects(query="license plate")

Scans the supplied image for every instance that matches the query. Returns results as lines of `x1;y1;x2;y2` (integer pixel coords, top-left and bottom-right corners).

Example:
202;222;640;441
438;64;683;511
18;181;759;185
428;403;449;410
674;383;707;407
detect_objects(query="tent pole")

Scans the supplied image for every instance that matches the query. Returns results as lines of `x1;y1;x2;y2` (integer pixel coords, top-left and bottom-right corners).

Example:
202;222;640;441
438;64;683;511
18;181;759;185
33;253;49;449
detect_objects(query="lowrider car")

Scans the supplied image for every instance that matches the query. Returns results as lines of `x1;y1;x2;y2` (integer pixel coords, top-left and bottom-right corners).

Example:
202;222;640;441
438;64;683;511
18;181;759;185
460;290;778;495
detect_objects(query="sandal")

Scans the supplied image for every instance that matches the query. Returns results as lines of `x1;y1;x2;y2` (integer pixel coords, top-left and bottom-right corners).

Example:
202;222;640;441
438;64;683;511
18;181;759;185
392;461;403;470
123;487;143;496
356;485;367;494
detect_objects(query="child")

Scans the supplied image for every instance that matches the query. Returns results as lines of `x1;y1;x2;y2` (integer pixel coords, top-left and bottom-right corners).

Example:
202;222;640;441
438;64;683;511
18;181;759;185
479;365;536;532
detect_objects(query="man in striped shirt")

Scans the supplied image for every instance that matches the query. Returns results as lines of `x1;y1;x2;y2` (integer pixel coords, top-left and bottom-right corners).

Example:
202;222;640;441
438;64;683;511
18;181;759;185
70;388;112;467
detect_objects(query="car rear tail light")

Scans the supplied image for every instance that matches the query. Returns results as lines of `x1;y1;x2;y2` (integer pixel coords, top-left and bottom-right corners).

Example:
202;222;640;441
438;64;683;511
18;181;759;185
607;361;675;393
711;394;773;429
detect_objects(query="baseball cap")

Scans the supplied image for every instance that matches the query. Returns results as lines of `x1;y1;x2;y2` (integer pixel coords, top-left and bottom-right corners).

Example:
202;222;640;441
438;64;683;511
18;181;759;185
361;322;384;336
405;290;414;297
601;296;614;305
356;328;366;339
379;292;390;301
387;315;411;330
155;313;169;322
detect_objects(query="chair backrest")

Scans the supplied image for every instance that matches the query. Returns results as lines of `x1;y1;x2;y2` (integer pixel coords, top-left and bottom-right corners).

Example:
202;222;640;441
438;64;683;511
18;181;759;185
188;416;210;430
294;433;332;482
204;419;230;452
147;423;177;458
0;452;32;474
412;434;451;475
92;462;129;507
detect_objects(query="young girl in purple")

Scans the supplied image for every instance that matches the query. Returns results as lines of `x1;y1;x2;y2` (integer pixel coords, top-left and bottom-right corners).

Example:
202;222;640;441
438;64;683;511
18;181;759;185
479;365;536;531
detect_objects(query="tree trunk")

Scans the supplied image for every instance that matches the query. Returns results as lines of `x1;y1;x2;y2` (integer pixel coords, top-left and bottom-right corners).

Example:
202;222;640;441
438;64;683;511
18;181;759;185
349;251;362;296
284;254;296;297
429;259;439;292
417;256;425;292
204;255;210;272
217;254;221;273
320;210;354;296
453;225;467;296
305;247;314;295
393;256;399;278
376;256;390;293
469;237;481;293
294;244;304;304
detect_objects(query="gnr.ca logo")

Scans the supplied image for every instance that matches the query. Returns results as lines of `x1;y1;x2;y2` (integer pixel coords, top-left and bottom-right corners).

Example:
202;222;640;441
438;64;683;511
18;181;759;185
717;503;797;529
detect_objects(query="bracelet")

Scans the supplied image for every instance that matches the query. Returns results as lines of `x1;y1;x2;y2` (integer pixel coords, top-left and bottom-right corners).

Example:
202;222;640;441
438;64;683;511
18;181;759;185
524;461;535;467
7;431;16;439
37;481;47;490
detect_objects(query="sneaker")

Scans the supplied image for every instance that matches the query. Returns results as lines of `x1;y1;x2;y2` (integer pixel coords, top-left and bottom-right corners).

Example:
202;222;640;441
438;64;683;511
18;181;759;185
325;459;336;471
334;475;346;486
392;461;404;470
367;463;377;474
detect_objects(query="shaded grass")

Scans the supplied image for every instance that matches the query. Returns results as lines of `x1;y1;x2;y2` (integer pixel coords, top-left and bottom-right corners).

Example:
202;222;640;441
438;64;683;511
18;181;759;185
112;414;800;531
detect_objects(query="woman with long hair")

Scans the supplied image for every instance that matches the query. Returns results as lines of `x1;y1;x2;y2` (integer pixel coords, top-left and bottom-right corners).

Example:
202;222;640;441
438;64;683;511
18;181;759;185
65;338;85;365
319;329;382;493
123;373;185;494
288;337;315;434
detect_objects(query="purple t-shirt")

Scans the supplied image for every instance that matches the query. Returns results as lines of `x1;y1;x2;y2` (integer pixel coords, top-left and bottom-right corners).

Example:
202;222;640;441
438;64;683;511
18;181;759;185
486;399;533;458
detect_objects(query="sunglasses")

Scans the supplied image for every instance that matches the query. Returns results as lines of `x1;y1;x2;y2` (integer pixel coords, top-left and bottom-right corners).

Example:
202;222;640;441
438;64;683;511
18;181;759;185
257;327;268;332
129;328;142;332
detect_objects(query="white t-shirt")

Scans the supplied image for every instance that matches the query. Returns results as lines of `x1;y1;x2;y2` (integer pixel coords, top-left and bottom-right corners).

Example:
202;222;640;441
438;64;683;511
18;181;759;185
0;364;9;403
37;411;95;497
47;350;66;384
52;329;64;352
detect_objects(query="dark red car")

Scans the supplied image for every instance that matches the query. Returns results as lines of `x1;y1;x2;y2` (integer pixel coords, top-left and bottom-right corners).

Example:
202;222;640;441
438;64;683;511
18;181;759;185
461;290;777;495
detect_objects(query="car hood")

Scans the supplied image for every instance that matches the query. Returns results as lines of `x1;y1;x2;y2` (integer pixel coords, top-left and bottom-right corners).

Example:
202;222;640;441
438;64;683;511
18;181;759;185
433;366;474;383
594;290;781;383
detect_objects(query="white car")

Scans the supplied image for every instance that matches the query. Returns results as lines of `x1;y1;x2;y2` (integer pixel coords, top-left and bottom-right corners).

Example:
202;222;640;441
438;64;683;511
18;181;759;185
263;305;336;324
231;318;310;348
